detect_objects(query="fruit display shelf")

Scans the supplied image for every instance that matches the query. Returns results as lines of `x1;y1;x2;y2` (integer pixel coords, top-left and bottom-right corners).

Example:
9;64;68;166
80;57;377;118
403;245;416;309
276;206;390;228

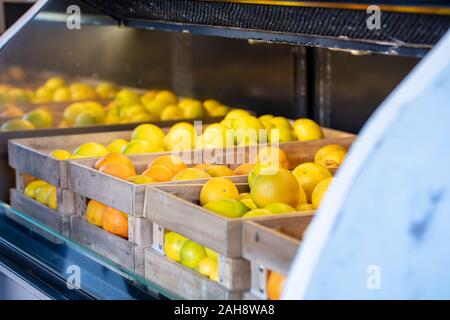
242;213;314;300
144;183;315;300
67;128;356;217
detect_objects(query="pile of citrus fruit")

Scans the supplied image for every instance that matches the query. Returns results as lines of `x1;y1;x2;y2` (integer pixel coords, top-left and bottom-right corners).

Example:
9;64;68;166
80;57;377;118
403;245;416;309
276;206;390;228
85;199;128;239
24;179;57;210
164;232;220;282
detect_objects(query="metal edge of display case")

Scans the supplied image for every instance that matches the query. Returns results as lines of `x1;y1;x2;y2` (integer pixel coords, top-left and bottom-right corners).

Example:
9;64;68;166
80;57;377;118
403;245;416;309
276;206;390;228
124;19;432;58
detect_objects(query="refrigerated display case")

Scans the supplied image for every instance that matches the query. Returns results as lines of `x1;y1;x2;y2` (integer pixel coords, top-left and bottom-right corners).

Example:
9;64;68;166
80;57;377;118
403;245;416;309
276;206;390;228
0;0;449;299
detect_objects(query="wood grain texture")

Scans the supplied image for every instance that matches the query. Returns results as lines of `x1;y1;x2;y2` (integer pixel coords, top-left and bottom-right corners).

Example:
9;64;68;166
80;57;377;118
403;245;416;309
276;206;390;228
242;213;314;275
144;248;243;300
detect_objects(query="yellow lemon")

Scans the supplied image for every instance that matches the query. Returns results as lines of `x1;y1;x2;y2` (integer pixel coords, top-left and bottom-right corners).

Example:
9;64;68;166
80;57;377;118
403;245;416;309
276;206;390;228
64;102;86;125
241;198;258;210
35;185;51;206
1;119;35;131
142;99;169;119
292;162;332;202
127;175;156;184
44;77;65;91
203;198;249;218
205;247;219;262
224;109;251;122
312;177;333;209
48;185;57;209
155;90;178;105
24;180;48;199
160;105;184;121
52;87;72;102
164;232;189;263
73;142;108;157
296;203;314;211
314;144;347;169
172;168;212;181
206;165;234;177
107;139;129;153
203;99;221;114
264;202;296;214
180;241;206;269
121;139;157;155
293;118;324;141
242;209;272;218
200;177;240;206
115;89;140;108
270;116;292;129
50;149;71;160
131;124;165;148
96;82;118;99
198;257;218;278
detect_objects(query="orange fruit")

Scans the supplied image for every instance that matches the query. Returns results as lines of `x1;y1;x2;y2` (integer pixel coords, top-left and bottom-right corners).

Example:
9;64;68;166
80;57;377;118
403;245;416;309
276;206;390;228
232;163;254;176
199;177;240;206
86;199;107;227
250;168;300;208
94;153;134;171
98;161;136;180
148;155;187;175
267;271;286;300
257;146;290;169
102;207;128;239
142;165;173;182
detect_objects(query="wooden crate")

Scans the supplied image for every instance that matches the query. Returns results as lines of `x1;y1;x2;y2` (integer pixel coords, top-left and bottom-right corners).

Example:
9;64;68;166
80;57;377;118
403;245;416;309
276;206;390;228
69;216;150;275
8;189;71;243
242;214;314;299
144;247;244;300
144;182;316;299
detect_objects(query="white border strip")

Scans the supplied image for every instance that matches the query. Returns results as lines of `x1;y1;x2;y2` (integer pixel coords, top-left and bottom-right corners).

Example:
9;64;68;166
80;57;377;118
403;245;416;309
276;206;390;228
283;29;450;299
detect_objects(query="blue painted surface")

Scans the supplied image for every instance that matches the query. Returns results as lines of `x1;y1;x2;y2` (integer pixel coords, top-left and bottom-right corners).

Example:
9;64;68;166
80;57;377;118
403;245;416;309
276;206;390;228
305;61;450;299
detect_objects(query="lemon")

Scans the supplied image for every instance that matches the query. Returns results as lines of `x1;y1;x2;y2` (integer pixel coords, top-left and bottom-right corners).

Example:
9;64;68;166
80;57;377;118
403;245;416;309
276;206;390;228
182;100;206;119
203;198;249;218
64;102;86;125
180;241;206;269
199;123;230;149
71;85;97;100
44;77;65;91
48;185;57;209
314;144;347;169
203;99;221;113
172;168;212;181
248;163;279;188
293;118;323;141
239;192;252;200
122;139;157;155
241;198;258;210
160;105;184;121
208;105;230;117
115;89;140;109
50;149;71;160
73;142;108;157
84;101;105;123
164;232;189;262
130;112;155;123
131;124;165;148
127;175;156;184
269;126;294;143
198;257;218;278
296;203;314;211
35;185;51;206
242;209;272;218
232;115;264;144
200;177;240;206
155;90;178;105
24;180;48;199
75;110;96;127
96;82;118;99
264;202;296;214
250;168;300;208
163;122;196;151
224;109;251;122
220;118;234;128
52;87;72;102
107;139;128;153
270;116;292;129
142;99;169;119
259;114;274;122
312;177;333;209
205;248;219;262
292;162;332;201
34;87;53;103
1;119;35;131
257;146;290;170
206;165;233;177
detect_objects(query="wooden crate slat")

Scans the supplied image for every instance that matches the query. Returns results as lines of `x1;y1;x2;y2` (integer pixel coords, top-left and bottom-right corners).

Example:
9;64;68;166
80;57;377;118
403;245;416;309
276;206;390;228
144;248;243;300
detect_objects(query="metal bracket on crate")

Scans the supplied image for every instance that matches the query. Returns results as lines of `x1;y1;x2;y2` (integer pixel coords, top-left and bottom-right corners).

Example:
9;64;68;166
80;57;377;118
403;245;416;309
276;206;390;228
250;260;268;299
152;223;165;255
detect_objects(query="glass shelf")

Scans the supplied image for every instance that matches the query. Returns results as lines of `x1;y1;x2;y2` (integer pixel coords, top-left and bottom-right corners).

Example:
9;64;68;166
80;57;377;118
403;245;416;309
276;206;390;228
0;201;181;300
